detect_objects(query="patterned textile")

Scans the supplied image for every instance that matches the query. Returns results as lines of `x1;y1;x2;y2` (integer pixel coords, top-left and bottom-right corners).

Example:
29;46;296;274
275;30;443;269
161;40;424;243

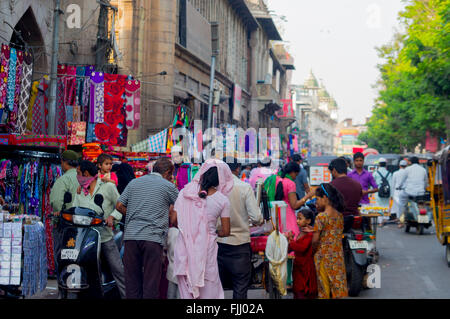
64;65;77;107
16;51;33;134
26;80;40;132
73;104;81;122
65;105;73;123
15;134;67;148
125;79;140;130
0;44;10;109
86;122;95;143
131;139;150;152
313;212;348;299
31;77;49;135
9;50;24;128
23;222;48;296
68;121;86;145
89;71;104;123
6;47;17;111
148;129;168;153
55;64;67;135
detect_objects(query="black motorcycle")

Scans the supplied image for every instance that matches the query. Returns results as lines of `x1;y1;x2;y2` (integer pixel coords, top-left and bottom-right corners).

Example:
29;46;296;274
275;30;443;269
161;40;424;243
55;192;123;299
343;215;371;297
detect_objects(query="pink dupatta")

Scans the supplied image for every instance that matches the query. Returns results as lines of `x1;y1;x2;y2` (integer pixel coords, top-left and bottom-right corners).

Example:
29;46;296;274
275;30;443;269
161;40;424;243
173;159;234;298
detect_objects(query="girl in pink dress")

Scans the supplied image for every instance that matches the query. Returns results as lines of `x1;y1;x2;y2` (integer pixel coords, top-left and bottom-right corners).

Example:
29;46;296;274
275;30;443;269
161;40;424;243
173;159;234;299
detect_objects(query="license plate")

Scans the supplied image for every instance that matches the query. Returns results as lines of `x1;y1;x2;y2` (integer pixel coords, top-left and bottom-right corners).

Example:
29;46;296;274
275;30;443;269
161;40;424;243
418;215;429;223
349;240;369;250
61;249;79;260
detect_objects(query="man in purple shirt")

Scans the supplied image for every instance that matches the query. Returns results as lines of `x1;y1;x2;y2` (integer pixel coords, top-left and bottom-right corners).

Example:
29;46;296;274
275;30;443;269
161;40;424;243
348;152;379;205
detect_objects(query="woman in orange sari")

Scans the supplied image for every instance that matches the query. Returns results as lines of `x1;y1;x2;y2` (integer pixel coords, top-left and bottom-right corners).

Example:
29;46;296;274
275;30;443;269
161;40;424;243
312;183;348;299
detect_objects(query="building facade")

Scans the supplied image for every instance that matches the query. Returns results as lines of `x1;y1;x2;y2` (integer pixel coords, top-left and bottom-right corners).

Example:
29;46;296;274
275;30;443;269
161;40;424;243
292;71;338;156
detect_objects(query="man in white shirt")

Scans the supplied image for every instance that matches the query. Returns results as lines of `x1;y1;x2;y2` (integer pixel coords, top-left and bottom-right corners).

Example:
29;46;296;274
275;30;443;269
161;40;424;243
390;160;408;221
218;159;264;299
397;156;428;224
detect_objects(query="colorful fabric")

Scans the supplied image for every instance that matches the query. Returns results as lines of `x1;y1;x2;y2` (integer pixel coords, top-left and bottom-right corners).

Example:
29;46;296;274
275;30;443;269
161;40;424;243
6;47;17;111
125;79;140;130
64;66;77;107
26;80;40;132
16;51;33;134
68;121;86;145
0;44;10;109
313;212;348;299
148;129;168;153
89;71;105;123
31;77;49;135
15;134;67;148
131;139;150;152
8;50;24;129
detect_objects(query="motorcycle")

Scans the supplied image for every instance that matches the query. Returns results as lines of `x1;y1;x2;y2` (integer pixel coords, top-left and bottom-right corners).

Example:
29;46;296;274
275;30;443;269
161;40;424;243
343;215;371;297
55;192;123;299
404;193;432;235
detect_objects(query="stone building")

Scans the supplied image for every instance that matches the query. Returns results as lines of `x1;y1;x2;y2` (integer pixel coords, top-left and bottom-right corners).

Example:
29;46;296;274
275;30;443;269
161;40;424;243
292;71;338;156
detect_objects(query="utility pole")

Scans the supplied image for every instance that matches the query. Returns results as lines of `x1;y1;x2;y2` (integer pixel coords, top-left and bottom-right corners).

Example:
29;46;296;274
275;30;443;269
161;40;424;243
207;22;219;130
48;0;62;135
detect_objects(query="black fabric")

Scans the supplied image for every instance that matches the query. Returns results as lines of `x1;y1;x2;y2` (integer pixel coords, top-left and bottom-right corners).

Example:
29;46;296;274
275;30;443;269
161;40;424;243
112;163;136;194
217;243;252;299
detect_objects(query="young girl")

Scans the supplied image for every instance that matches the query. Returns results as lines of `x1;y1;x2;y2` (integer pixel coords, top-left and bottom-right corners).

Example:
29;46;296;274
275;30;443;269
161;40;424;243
312;183;348;299
97;153;118;186
287;208;318;299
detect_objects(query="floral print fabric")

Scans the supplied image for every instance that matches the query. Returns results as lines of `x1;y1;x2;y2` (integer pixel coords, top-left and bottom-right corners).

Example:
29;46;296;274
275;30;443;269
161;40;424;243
6;47;17;111
89;71;104;123
125;79;140;130
313;212;348;299
0;44;10;110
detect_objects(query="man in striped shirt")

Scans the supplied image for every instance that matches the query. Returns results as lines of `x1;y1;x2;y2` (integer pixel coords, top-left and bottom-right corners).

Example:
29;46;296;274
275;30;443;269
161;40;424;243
116;158;179;299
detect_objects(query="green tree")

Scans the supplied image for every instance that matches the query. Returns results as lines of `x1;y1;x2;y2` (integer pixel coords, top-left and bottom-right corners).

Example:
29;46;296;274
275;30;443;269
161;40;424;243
364;0;450;153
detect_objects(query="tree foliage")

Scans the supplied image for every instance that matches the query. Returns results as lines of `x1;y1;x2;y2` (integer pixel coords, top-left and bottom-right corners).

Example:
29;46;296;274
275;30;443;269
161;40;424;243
361;0;450;153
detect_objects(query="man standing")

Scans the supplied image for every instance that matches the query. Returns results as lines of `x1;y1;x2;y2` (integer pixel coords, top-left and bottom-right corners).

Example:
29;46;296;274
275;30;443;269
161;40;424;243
397;156;428;226
218;159;263;299
49;150;80;277
373;158;393;226
390;160;408;222
74;160;126;298
329;158;363;217
116;158;179;299
348;152;379;205
292;154;311;200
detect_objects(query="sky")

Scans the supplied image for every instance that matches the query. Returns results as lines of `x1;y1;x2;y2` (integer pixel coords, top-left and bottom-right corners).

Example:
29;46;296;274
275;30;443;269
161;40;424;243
267;0;406;124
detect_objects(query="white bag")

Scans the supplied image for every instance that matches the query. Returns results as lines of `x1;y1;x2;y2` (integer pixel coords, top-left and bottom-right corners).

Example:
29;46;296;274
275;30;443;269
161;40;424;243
265;230;288;296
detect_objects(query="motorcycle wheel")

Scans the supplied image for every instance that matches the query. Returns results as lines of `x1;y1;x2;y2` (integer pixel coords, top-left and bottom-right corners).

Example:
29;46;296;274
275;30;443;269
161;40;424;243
405;225;410;233
347;258;364;297
416;225;424;235
446;244;450;268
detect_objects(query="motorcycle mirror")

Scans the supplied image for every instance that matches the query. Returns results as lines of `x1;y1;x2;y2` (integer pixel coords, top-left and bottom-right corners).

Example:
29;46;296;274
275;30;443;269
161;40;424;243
94;194;104;209
63;192;72;204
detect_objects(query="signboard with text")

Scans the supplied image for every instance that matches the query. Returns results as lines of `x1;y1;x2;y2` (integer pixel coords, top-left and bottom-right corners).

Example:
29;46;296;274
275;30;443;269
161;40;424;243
310;166;332;186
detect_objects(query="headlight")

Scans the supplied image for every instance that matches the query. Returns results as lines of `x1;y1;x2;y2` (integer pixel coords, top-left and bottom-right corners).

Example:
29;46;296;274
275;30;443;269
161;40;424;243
73;215;93;226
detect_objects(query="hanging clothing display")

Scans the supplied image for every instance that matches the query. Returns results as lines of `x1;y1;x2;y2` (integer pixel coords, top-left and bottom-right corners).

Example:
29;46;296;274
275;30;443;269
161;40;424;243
68;121;86;145
8;50;24;129
26;79;41;133
0;44;10;110
125;79;140;130
89;71;105;123
6;47;17;112
148;129;168;153
31;77;49;135
16;51;33;134
55;64;67;136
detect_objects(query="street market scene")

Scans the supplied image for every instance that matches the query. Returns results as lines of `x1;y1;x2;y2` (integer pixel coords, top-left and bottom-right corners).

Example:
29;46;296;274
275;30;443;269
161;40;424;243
0;0;449;301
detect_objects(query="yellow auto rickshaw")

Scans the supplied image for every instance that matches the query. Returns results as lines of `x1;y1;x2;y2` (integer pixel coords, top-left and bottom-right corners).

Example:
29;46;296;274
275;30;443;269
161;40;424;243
427;145;450;266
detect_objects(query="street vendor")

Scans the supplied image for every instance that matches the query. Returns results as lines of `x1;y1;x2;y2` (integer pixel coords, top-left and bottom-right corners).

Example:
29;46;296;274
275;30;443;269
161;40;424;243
348;152;379;205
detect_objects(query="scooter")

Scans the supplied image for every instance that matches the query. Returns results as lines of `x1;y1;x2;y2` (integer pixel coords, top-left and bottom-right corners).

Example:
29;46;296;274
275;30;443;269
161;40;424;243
343;215;371;297
55;192;123;299
404;193;432;235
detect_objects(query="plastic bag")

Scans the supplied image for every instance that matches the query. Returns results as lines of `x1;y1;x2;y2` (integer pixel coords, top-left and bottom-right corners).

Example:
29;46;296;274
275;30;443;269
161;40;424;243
265;230;288;296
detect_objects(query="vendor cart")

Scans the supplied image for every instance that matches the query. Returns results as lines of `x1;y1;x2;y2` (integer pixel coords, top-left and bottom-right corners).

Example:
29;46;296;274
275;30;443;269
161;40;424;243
249;184;293;299
360;206;390;263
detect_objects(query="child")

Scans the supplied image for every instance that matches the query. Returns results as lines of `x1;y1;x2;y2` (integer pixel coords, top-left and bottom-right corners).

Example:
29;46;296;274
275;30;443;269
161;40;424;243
287;207;318;299
97;153;118;186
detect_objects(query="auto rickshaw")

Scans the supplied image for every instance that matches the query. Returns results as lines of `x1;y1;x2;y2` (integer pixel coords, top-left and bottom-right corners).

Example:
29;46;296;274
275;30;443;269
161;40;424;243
427;145;450;266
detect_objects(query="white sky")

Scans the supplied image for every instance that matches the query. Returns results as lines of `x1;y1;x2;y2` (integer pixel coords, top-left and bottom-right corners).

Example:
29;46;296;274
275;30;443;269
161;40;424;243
267;0;406;124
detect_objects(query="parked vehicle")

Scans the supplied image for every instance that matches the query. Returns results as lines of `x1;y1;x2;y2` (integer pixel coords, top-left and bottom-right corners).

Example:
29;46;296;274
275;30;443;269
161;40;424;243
403;194;433;235
55;192;123;299
342;215;372;297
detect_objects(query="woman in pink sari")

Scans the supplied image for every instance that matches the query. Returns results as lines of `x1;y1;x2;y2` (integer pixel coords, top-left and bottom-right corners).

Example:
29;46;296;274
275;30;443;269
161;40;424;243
173;159;233;299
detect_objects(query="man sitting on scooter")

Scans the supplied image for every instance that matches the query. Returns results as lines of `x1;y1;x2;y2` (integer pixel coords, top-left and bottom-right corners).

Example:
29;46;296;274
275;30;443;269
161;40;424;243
73;160;126;298
397;156;429;227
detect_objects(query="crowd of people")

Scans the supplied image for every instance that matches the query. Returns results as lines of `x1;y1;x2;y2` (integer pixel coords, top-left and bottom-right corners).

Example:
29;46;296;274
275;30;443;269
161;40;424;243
6;147;426;300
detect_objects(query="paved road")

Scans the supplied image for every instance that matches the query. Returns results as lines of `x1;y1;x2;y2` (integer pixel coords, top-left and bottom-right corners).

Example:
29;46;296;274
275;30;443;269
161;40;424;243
23;222;450;299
